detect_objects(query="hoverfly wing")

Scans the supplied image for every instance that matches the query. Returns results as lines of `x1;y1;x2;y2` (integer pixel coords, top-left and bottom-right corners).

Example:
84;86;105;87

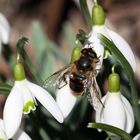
43;64;73;88
86;77;103;112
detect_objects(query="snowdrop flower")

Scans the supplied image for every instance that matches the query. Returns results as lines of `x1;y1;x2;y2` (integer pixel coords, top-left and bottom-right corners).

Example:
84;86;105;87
0;119;31;140
4;62;64;139
84;3;136;71
0;13;10;51
96;72;134;135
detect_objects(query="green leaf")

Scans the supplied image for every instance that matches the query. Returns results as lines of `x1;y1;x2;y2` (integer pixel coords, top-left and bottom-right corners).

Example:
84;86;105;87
99;34;140;131
79;0;92;30
88;123;132;140
63;23;76;50
32;21;68;65
0;84;12;94
16;37;29;51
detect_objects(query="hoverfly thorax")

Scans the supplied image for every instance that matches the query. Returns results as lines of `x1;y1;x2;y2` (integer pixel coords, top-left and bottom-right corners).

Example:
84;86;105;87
75;48;99;73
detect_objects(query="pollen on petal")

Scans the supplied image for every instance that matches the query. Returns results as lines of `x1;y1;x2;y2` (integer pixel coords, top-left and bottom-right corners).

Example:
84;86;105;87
23;101;36;114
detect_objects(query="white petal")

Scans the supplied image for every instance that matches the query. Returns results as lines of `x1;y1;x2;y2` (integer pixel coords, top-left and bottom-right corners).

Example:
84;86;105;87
0;119;8;140
110;136;121;140
0;13;10;44
18;79;36;114
95;94;107;123
26;80;64;123
95;94;107;132
85;25;108;70
56;84;77;118
107;28;136;72
100;92;126;130
121;95;134;133
133;134;140;140
3;82;24;139
13;129;31;140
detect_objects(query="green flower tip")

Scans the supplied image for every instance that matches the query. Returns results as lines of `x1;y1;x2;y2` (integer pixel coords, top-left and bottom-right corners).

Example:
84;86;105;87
108;72;120;93
92;4;105;25
0;138;4;140
23;101;36;114
14;62;25;81
70;44;82;63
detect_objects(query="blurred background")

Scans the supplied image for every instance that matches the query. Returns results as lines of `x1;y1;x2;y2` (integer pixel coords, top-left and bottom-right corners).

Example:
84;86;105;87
0;0;139;139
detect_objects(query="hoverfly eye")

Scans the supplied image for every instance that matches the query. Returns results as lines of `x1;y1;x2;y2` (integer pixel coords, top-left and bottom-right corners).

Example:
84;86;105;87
81;49;88;55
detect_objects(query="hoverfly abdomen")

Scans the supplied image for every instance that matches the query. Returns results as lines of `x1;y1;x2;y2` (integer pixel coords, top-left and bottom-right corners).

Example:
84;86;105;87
70;73;86;96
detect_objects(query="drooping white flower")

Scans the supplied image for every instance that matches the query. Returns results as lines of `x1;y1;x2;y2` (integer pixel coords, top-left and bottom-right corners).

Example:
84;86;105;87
95;72;134;135
96;91;134;133
0;119;31;140
0;13;10;52
85;25;136;71
3;62;64;139
84;4;136;72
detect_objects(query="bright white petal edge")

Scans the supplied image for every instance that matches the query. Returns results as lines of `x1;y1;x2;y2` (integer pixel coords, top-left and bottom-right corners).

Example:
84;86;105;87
13;129;31;140
107;28;136;72
3;83;24;139
26;80;64;123
56;84;77;118
0;13;10;44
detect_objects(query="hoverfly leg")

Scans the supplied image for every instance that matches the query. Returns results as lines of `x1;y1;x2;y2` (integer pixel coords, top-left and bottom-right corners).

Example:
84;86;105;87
57;72;69;89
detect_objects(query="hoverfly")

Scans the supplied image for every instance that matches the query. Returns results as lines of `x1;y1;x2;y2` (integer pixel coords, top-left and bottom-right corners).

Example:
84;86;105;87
44;48;103;111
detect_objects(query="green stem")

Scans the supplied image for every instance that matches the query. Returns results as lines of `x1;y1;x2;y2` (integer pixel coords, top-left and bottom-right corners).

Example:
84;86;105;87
99;34;140;131
88;123;132;140
79;0;92;30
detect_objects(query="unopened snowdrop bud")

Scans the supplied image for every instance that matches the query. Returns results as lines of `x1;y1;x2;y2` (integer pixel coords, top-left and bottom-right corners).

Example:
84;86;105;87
70;41;82;63
85;3;136;72
96;70;134;135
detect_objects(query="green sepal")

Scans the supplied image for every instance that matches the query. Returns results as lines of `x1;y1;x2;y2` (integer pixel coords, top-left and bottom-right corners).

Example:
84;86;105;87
70;44;82;63
14;62;25;81
104;48;112;59
23;101;36;114
108;72;120;92
92;4;105;25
